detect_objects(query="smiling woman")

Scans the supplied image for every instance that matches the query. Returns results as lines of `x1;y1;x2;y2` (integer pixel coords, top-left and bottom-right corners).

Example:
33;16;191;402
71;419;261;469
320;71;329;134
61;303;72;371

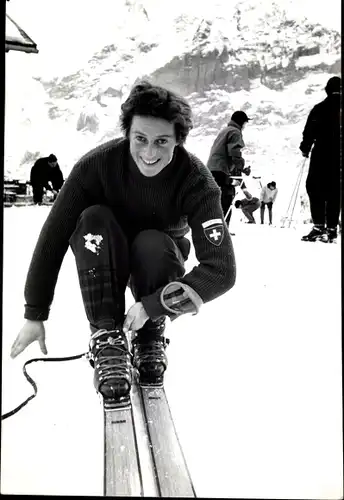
120;81;193;177
10;80;236;407
129;116;178;177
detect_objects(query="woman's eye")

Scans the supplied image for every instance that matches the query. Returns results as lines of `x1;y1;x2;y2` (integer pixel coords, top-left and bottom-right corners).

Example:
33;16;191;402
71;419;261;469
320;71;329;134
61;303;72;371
135;136;168;146
136;136;146;143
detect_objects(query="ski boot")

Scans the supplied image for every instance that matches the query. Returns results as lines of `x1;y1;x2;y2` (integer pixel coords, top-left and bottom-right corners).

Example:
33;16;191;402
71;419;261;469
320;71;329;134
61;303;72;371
301;225;326;242
89;327;132;408
132;318;169;387
327;227;338;243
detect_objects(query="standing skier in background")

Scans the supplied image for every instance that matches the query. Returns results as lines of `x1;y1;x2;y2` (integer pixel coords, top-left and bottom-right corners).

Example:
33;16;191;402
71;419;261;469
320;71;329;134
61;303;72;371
30;154;64;204
206;110;252;226
299;76;341;243
10;81;236;407
260;181;278;225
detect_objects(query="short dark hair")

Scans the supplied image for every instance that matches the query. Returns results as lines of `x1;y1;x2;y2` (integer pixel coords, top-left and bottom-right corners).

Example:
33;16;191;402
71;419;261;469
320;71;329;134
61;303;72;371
120;81;193;144
325;76;341;95
234;200;242;208
231;111;250;126
48;154;57;162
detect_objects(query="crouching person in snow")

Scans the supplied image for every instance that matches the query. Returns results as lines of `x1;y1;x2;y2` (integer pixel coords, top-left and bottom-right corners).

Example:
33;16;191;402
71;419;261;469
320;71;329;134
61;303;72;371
10;81;236;406
260;181;278;225
234;189;261;224
30;154;64;205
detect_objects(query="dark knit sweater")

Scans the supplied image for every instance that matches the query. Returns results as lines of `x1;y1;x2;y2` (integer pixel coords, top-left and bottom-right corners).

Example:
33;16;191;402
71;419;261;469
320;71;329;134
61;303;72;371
24;137;236;321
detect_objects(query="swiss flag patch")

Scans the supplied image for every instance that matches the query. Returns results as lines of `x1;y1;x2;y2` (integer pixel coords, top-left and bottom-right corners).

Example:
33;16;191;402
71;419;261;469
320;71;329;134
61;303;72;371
202;218;224;246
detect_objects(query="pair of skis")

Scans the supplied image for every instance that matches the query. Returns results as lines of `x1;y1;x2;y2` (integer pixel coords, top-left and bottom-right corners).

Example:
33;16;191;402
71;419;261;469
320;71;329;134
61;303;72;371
103;377;196;497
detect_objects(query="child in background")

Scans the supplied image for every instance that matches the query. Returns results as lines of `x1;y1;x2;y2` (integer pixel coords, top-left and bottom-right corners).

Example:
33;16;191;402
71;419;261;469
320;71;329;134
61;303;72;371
260;181;278;225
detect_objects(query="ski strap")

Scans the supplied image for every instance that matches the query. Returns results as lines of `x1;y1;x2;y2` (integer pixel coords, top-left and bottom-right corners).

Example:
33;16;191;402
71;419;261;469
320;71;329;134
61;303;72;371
1;352;88;421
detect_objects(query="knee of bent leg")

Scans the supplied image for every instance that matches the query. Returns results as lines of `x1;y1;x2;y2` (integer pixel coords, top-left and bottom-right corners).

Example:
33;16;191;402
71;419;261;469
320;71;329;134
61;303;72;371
78;205;114;225
131;230;170;260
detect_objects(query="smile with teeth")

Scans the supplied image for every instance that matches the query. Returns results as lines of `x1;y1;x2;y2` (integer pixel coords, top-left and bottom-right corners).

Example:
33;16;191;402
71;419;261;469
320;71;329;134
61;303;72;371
141;158;160;165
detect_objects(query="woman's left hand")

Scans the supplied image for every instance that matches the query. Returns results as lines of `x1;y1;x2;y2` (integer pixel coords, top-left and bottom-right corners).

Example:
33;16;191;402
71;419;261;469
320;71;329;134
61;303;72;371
123;302;149;333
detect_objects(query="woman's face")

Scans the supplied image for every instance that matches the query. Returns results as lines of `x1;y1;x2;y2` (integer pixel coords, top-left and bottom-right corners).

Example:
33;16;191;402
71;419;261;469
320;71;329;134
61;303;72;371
129;115;178;177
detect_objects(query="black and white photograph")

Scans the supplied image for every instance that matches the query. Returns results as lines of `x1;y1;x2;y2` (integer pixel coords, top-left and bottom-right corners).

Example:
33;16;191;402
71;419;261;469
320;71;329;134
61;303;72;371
1;0;342;497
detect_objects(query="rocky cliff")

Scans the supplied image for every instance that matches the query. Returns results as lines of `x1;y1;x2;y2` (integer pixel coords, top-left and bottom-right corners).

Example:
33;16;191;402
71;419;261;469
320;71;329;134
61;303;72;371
4;0;341;185
33;0;340;121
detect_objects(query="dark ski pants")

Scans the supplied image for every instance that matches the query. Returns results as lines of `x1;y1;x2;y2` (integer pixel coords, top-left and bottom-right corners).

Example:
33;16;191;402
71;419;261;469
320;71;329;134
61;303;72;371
69;205;187;331
306;182;341;229
32;184;44;204
221;192;235;225
241;200;260;223
260;201;273;224
211;171;235;225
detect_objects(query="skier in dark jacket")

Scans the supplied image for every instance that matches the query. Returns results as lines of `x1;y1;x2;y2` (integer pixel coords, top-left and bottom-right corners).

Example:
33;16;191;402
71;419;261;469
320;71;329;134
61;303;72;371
299;76;341;243
10;82;236;407
30;154;64;204
207;111;251;225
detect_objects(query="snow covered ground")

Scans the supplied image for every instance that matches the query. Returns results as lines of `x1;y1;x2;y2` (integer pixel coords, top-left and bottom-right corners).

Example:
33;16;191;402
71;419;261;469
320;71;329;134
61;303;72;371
1;205;342;498
3;0;342;496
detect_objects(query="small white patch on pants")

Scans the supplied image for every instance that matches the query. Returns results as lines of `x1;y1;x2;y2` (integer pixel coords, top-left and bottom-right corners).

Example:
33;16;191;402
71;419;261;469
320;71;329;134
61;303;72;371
84;233;103;255
88;267;97;278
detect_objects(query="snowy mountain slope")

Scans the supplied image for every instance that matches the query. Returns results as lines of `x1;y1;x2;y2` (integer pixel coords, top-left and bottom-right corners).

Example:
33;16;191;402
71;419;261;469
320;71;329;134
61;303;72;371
2;2;342;495
13;0;339;105
4;0;341;224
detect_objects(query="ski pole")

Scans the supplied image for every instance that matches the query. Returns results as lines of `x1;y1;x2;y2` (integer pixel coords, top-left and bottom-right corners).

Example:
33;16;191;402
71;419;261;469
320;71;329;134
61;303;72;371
224;177;244;222
282;157;307;228
253;176;262;189
287;157;307;228
282;172;300;227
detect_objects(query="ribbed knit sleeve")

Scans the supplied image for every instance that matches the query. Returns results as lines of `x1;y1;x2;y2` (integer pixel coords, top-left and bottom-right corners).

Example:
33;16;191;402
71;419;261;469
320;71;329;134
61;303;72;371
141;156;236;318
24;153;105;321
179;175;236;302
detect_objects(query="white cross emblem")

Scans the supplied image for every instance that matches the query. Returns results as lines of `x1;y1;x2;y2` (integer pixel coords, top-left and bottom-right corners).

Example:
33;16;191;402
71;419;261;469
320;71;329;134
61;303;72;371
209;229;221;241
202;219;224;246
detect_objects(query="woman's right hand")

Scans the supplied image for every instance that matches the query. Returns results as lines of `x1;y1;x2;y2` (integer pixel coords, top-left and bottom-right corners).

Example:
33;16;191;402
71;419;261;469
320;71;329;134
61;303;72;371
10;320;47;358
